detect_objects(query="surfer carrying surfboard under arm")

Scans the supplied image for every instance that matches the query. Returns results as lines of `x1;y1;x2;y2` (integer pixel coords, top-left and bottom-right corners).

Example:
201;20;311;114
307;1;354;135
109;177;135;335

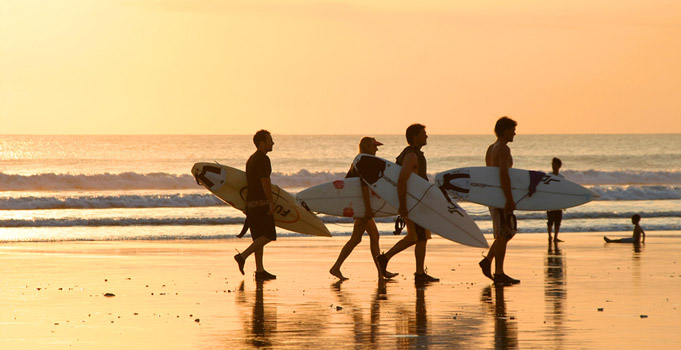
377;124;440;283
234;130;278;281
329;137;399;280
479;117;521;285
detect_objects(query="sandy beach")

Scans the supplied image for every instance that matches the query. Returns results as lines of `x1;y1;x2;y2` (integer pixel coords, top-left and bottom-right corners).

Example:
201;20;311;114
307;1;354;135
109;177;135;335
1;231;680;349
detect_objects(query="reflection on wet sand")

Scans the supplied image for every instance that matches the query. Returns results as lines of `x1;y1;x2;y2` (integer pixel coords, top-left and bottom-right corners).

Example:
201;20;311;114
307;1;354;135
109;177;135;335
630;244;645;289
331;278;392;348
394;280;432;349
545;240;567;345
236;279;277;348
481;285;518;349
332;279;371;346
370;279;388;345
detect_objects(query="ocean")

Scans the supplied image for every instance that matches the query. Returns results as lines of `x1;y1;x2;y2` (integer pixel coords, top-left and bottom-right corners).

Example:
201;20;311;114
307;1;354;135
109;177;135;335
1;134;680;242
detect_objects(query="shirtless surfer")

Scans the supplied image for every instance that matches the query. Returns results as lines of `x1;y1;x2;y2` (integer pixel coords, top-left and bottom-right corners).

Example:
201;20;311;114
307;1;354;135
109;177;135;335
479;117;520;285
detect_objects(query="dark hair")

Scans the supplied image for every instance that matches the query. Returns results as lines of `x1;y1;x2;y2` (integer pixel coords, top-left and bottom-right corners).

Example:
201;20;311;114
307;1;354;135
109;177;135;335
406;123;426;145
494;116;517;137
632;214;641;224
552;157;562;167
253;129;271;147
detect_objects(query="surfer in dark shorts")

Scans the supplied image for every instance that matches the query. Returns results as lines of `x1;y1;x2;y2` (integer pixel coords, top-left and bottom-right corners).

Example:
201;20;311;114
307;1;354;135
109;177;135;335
547;157;565;242
234;130;277;280
377;124;439;283
604;214;645;244
329;137;398;280
479;117;520;285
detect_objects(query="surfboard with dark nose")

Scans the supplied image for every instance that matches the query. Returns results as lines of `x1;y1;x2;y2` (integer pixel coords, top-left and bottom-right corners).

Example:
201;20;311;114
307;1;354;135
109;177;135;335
352;154;487;248
435;167;599;211
192;162;331;237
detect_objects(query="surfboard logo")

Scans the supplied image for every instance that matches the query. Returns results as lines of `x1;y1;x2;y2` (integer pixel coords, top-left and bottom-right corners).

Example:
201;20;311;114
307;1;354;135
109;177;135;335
193;164;224;190
272;187;301;224
273;204;300;224
237;186;301;224
342;207;354;217
541;175;561;185
447;205;465;217
441;172;471;194
333;180;345;189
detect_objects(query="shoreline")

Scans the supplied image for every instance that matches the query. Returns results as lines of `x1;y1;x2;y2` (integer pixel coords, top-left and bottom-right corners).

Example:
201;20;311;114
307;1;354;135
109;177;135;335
1;232;680;349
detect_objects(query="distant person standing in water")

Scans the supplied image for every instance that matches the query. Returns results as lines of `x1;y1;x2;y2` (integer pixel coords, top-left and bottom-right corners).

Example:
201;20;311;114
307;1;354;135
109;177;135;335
377;123;439;283
604;214;646;244
329;137;398;280
547;157;565;242
479;117;520;285
234;130;277;280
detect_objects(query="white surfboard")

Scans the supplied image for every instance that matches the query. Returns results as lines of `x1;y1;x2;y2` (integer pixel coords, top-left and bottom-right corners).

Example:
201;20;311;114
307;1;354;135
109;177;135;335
352;154;487;248
191;162;331;237
296;177;398;218
435;167;599;211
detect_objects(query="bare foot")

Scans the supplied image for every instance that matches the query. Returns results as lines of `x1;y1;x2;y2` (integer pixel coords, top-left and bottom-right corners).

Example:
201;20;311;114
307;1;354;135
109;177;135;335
330;268;348;281
383;271;399;279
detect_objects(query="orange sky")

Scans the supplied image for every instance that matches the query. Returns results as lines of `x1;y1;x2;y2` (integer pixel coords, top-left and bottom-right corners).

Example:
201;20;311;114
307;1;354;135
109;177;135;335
1;0;680;134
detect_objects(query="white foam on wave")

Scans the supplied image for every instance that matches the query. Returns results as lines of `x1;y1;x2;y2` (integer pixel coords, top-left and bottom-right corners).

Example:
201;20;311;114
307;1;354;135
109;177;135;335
562;170;681;185
1;185;681;211
0;172;197;191
1;169;679;191
3;209;679;228
0;194;225;210
591;185;681;200
0;217;244;228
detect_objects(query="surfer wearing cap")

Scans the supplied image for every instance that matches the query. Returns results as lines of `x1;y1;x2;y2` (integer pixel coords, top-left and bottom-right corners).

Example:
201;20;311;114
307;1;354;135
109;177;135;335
377;124;439;283
547;157;565;242
479;117;521;285
234;129;277;281
330;137;398;280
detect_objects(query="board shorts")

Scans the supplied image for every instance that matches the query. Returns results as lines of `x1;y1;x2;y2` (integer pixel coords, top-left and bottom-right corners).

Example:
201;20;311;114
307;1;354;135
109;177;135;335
490;207;516;239
404;219;431;242
246;205;276;241
547;210;563;226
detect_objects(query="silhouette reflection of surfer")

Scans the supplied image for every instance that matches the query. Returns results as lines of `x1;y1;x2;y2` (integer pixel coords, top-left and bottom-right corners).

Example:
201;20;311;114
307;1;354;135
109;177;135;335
236;279;277;347
545;240;567;344
414;280;430;348
371;279;388;344
331;278;396;347
481;285;518;349
395;280;432;349
331;279;368;345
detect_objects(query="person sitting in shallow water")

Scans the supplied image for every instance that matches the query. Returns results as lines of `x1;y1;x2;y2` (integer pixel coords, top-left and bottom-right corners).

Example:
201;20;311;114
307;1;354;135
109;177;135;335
604;214;645;244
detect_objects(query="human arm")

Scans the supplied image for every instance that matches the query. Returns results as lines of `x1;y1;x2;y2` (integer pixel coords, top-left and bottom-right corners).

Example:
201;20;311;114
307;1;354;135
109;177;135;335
397;153;417;218
261;177;274;215
640;226;645;243
361;184;374;219
498;146;515;212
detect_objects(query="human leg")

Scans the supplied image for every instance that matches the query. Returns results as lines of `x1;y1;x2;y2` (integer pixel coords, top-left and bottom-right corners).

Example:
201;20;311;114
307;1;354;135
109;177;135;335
553;211;563;242
236;206;276;275
365;220;397;278
376;228;416;277
491;210;519;284
235;236;272;274
553;222;562;242
330;219;367;280
480;207;500;280
547;211;554;241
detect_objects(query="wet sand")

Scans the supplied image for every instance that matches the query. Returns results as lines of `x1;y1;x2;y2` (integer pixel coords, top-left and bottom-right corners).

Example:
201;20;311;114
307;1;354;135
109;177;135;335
1;232;680;349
